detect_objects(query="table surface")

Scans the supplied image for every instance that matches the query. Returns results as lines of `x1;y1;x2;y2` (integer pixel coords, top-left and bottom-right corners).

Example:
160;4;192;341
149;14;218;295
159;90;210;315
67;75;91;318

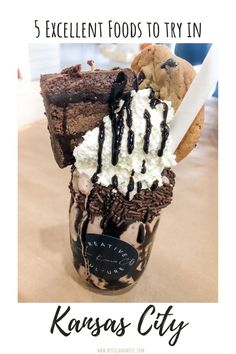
18;98;218;303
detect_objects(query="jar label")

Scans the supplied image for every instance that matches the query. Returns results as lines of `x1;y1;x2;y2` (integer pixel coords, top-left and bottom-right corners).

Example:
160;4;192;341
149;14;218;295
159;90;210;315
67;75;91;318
84;233;138;281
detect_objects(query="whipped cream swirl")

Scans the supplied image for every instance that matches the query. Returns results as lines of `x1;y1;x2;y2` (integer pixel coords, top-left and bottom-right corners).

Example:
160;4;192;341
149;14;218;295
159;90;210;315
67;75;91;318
73;88;176;197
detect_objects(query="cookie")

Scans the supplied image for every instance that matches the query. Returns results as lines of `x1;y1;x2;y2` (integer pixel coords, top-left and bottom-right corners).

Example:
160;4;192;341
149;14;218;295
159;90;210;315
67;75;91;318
131;44;204;162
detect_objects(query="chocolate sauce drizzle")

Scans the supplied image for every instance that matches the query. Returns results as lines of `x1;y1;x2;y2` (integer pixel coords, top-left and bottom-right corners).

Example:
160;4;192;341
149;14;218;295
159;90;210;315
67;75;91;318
109;71;127;108
143;109;152;154
151;180;159;191
133;75;139;92
150;97;161;109
137;71;145;85
147;88;170;157
91;71;132;184
90;71;171;197
91;122;105;183
157;102;170;157
141;160;146;174
108;72;127;166
127;176;134;192
55;106;76;166
127;130;134;154
111;175;118;189
137;224;145;243
148;87;161;109
137;181;142;193
81;217;90;246
149;88;155;99
125;93;135;154
111;109;125;166
126;176;135;200
143;209;150;223
62;106;67;134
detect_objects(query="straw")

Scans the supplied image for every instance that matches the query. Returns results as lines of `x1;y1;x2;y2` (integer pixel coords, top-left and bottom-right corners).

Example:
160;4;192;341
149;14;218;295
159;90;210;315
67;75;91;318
171;44;218;153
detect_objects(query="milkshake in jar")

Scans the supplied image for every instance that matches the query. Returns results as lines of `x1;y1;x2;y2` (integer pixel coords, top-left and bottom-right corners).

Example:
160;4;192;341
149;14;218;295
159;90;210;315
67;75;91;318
69;85;176;293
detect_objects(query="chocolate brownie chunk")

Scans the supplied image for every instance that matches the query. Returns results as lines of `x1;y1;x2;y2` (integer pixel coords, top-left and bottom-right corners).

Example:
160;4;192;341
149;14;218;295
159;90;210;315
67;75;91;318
40;67;137;168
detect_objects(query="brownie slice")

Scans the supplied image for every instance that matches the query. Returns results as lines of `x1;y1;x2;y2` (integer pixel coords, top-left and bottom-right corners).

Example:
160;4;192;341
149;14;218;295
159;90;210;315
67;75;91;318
40;65;137;168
